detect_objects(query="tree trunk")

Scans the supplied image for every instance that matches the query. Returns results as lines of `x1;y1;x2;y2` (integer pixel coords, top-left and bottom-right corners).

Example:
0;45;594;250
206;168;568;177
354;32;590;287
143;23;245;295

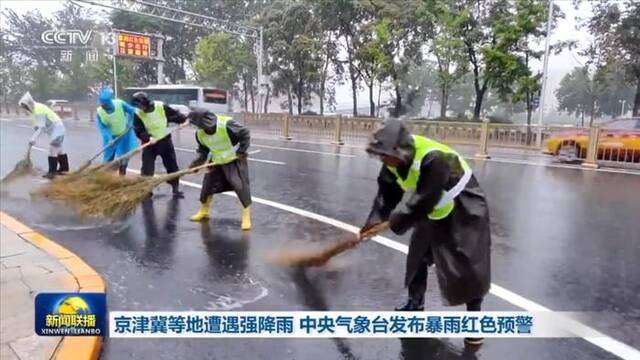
440;84;448;118
297;77;303;115
581;111;584;127
473;88;486;120
394;84;402;117
376;82;382;118
243;79;249;111
526;90;532;145
319;38;331;116
369;79;375;117
250;84;255;113
320;84;324;115
633;77;640;117
264;85;270;113
350;71;358;116
287;85;293;115
345;35;358;116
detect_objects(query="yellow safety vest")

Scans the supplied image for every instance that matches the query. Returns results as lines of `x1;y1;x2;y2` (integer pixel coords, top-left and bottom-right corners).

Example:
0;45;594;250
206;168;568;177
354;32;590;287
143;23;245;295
387;135;472;220
136;101;168;139
97;99;127;136
33;103;61;124
196;115;237;165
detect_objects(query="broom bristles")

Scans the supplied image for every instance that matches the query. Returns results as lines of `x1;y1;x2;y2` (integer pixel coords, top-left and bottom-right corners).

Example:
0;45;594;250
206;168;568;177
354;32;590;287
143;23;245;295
270;222;388;267
35;161;215;219
1;148;33;184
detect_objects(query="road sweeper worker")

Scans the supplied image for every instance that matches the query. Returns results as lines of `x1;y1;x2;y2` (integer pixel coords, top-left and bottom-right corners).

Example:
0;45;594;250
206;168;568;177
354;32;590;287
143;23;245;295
187;109;252;230
131;91;186;198
18;92;69;179
361;119;491;347
96;88;139;175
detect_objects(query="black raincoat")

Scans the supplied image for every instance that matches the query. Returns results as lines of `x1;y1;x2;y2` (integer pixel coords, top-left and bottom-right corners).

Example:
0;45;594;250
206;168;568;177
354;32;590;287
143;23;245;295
365;120;491;306
189;113;252;208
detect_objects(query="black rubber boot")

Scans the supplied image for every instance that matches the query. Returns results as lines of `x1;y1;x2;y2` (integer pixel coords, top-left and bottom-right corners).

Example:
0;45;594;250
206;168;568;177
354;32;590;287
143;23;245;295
118;164;127;176
172;186;184;199
394;298;424;311
57;153;69;174
43;156;58;179
171;180;184;198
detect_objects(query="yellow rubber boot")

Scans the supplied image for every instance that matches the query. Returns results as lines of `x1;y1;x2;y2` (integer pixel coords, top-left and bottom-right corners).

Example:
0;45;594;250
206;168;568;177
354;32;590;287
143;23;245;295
190;197;212;221
241;206;251;230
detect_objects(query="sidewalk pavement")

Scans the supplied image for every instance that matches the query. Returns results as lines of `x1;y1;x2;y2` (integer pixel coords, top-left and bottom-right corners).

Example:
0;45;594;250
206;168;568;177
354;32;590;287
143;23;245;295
0;212;104;360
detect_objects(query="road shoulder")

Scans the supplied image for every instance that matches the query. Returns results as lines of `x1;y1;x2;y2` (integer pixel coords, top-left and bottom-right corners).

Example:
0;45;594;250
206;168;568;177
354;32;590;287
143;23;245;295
0;212;105;360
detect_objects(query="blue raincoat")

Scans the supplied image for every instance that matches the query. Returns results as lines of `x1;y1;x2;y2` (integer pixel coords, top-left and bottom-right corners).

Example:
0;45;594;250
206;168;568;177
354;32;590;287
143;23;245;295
96;89;139;163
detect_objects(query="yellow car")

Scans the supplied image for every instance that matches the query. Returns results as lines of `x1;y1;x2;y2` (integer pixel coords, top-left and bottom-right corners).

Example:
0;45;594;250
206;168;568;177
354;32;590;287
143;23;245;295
545;118;640;163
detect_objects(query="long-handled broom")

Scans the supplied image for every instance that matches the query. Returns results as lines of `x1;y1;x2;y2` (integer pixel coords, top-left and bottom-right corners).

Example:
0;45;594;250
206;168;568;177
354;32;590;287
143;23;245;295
54;127;135;183
270;222;389;267
68;161;216;219
0;145;34;185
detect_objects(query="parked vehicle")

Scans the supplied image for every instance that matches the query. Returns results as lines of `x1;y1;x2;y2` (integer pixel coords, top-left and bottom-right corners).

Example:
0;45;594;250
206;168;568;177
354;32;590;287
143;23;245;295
545;118;640;163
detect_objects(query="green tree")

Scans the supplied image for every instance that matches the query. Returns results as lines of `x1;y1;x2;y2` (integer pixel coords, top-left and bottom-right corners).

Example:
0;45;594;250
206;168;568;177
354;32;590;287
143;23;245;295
459;0;556;120
583;0;640;116
314;0;366;116
262;1;322;115
418;0;468;118
555;66;599;126
353;21;392;117
90;55;137;96
194;33;256;111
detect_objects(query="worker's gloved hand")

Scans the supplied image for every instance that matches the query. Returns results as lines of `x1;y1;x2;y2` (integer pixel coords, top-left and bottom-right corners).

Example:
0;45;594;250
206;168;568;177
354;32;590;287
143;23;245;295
147;137;157;145
236;152;248;160
28;139;36;146
189;158;206;172
388;211;413;235
359;222;381;240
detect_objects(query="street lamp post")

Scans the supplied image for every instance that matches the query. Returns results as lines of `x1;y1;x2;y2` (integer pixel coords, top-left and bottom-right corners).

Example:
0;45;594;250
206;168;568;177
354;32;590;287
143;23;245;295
536;0;554;147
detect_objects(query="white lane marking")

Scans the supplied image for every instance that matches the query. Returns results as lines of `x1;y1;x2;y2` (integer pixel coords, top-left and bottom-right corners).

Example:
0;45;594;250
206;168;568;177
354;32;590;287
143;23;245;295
253;139;639;175
16;124;32;129
252;135;365;149
124;171;637;360
246;158;285;165
174;147;285;166
252;143;357;158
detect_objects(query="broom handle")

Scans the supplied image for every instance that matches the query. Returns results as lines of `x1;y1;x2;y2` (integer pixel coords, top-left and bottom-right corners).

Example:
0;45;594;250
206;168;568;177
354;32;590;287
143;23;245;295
156;161;216;182
87;126;133;164
107;121;190;166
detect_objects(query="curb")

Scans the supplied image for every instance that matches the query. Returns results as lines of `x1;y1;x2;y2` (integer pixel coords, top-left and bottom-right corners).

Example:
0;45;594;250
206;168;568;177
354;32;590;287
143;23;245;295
0;211;105;360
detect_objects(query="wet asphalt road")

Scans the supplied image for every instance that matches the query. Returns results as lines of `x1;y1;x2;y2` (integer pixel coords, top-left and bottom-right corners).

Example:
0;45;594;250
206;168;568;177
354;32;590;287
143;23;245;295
1;118;639;360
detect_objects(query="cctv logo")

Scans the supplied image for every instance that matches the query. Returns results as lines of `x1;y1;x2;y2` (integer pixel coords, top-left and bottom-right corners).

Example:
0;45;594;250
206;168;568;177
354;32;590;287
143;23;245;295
41;30;94;45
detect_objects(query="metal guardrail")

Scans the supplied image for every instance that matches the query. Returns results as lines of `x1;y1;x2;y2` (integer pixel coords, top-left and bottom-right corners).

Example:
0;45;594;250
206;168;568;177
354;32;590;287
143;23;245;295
594;128;640;169
237;112;640;170
4;103;637;171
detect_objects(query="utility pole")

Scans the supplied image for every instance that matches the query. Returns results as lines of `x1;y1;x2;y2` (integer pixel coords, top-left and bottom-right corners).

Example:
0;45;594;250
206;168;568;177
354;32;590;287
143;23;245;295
536;0;554;147
156;35;165;85
112;33;118;97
